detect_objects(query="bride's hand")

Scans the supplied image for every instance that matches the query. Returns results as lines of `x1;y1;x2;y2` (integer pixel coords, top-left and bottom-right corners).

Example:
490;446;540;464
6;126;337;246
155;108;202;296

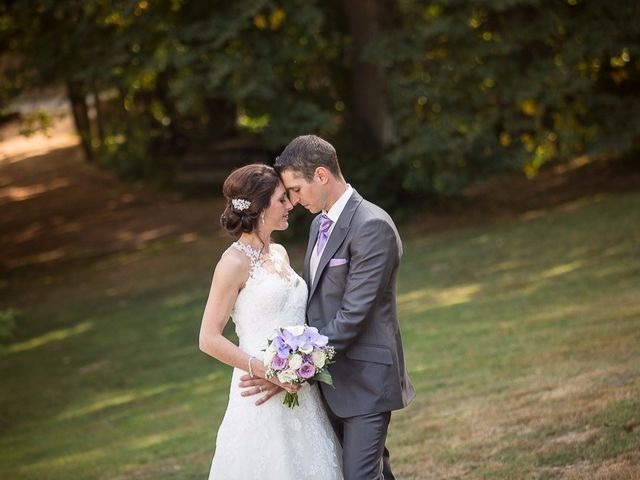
239;373;300;406
269;376;301;394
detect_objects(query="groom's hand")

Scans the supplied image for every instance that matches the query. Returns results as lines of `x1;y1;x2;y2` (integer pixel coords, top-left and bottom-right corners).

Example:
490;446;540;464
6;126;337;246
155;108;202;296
239;374;284;406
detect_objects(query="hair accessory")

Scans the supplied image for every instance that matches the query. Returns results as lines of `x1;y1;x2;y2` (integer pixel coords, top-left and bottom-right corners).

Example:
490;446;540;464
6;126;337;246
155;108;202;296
231;198;251;211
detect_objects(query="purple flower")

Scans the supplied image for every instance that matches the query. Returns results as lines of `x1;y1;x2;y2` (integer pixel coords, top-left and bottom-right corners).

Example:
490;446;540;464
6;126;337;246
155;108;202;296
281;328;303;350
277;345;291;359
271;354;288;371
271;333;286;350
314;335;329;348
303;327;328;348
270;329;295;358
297;362;316;379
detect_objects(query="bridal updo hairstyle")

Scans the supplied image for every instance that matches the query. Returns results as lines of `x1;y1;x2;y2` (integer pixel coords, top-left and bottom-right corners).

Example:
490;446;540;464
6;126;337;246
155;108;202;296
220;164;280;236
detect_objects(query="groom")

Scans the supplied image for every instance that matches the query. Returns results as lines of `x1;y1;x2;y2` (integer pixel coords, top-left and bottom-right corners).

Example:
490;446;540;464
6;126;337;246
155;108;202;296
241;135;415;479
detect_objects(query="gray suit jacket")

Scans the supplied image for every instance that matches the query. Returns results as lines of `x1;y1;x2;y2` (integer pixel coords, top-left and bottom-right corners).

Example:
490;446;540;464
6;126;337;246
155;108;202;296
304;189;415;418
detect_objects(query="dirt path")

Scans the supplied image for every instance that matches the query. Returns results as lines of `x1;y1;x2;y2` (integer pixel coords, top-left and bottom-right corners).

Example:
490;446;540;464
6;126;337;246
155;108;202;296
0;119;222;272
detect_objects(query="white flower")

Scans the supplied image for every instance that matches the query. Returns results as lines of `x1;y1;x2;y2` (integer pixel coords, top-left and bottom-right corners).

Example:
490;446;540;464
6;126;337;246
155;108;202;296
311;349;327;368
299;343;313;354
277;369;298;384
283;325;305;337
288;354;303;370
263;345;277;366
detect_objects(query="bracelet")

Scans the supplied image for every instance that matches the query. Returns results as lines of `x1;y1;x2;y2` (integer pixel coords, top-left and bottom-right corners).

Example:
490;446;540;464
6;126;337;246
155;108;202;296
248;355;255;378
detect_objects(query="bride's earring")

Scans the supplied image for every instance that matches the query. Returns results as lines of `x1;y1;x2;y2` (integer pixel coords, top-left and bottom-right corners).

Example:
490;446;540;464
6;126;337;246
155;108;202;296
261;212;265;225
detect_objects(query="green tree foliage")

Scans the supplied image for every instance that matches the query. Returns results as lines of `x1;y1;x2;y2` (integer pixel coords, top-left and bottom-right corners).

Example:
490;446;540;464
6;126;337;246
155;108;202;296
1;0;638;205
384;0;640;196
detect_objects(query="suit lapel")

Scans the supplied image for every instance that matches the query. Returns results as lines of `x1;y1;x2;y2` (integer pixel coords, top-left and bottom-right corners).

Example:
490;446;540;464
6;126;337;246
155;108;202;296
308;190;363;300
303;216;320;287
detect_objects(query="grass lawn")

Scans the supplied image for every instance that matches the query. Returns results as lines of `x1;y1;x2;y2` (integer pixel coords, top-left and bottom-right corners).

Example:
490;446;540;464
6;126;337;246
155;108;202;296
1;191;639;479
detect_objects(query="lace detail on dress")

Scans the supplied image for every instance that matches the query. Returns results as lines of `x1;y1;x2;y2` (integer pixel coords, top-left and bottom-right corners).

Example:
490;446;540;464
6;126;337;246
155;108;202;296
208;242;342;480
230;241;299;286
230;241;261;276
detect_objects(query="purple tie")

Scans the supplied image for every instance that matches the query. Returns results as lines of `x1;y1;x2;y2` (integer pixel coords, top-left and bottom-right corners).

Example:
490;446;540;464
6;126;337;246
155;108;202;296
316;214;333;255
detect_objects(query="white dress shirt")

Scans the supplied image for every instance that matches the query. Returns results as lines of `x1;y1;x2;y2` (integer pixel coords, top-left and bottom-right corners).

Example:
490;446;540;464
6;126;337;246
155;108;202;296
310;185;353;284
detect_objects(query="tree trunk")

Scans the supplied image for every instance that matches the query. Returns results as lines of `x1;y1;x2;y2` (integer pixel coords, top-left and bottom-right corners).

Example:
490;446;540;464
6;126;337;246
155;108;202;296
91;80;105;147
66;80;94;161
341;0;398;149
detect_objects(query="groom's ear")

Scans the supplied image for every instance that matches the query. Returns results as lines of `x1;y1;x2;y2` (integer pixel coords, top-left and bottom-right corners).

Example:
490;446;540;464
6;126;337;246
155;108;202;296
314;166;330;184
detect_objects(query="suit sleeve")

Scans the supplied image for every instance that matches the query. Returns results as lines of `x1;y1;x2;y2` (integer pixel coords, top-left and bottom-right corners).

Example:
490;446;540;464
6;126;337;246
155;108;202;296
319;216;399;353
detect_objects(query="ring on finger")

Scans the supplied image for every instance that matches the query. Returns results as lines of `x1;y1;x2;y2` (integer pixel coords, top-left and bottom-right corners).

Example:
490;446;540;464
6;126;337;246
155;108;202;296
259;386;263;393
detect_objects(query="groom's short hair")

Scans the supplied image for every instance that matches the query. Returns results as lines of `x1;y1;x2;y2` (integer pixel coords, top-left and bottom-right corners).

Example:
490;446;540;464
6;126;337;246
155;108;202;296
274;135;343;181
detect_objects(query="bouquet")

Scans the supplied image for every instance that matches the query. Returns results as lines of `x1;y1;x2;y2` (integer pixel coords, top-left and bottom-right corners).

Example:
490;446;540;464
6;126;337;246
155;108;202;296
263;325;336;408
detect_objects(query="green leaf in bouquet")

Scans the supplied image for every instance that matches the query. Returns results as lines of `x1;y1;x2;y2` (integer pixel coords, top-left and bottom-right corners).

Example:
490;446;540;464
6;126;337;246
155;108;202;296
313;369;334;388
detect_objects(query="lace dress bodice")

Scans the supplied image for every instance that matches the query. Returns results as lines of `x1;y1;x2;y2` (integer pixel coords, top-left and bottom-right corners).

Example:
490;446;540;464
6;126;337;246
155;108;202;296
229;241;308;358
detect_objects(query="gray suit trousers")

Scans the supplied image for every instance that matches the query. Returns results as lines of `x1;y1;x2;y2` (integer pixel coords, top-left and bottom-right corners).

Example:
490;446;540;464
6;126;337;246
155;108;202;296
325;407;395;480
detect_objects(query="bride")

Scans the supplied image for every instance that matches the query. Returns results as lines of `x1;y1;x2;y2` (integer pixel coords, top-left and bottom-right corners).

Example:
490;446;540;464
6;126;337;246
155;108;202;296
198;164;342;479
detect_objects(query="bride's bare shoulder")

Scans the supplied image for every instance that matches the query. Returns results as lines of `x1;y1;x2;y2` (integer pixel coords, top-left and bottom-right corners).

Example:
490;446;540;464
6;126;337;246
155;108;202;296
216;245;251;275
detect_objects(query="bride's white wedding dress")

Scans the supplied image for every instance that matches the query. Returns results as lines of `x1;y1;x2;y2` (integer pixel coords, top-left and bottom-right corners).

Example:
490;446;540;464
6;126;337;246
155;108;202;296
208;242;342;480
